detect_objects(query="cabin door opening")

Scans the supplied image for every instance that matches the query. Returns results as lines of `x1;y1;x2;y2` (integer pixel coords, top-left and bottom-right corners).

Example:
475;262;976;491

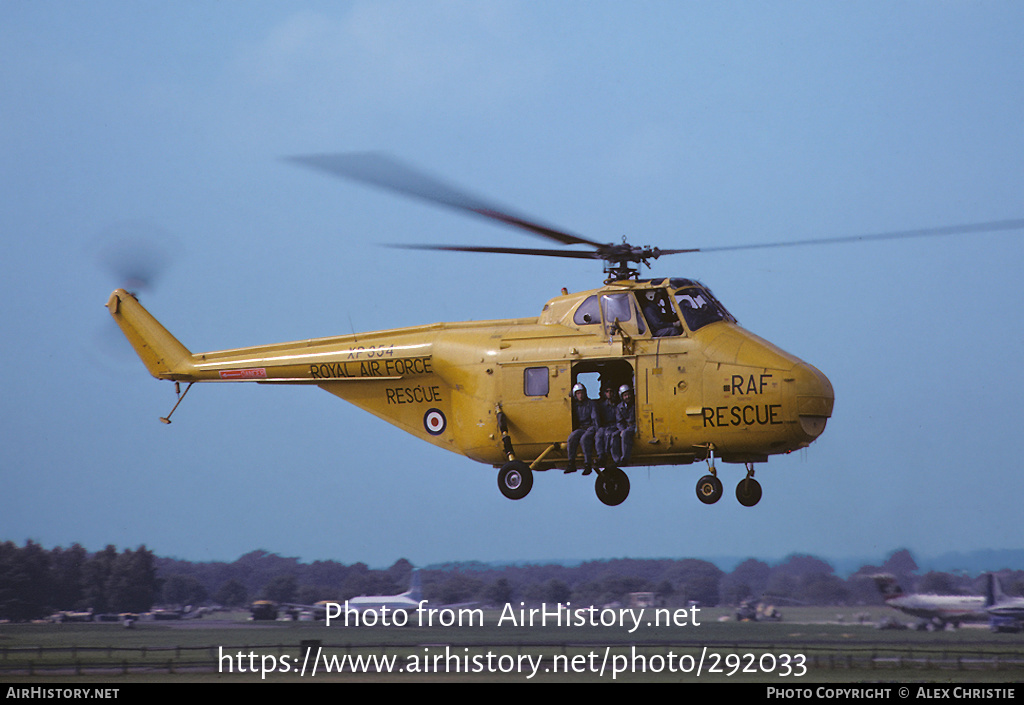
570;359;634;428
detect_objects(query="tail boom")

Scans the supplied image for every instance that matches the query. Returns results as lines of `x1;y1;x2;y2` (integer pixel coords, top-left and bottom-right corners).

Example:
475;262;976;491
105;289;434;386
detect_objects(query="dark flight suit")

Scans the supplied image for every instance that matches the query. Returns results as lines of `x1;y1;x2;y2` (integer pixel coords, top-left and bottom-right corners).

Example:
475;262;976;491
566;396;599;470
612;395;636;465
595;390;619;465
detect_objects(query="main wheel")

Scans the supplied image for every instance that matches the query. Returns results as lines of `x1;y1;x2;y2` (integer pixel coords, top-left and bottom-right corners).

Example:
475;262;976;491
497;461;533;500
595;467;630;506
735;477;762;507
695;474;723;504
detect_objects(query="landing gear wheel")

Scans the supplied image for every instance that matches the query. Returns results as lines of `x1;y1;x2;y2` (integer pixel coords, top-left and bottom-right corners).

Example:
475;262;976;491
595;467;630;506
497;461;533;500
696;475;723;504
735;477;762;507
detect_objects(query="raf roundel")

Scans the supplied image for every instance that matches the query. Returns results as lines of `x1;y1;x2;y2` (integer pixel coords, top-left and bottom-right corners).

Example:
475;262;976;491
423;408;447;436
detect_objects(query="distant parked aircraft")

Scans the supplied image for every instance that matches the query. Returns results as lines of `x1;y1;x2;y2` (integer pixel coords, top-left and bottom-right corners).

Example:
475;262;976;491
872;574;986;630
342;570;424;615
251;571;424;622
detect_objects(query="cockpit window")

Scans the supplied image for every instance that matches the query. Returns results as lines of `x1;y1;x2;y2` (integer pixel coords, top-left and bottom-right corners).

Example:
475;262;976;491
674;287;735;331
638;289;683;337
573;295;601;325
600;293;633;336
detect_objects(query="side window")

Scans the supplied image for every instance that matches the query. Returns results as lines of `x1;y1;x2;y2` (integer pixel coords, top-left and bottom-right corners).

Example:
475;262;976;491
523;367;549;396
573;295;601;325
601;293;633;336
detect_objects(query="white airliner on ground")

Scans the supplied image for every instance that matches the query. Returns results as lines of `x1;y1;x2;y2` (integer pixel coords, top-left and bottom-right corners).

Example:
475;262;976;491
261;572;425;621
872;574;986;630
344;571;423;613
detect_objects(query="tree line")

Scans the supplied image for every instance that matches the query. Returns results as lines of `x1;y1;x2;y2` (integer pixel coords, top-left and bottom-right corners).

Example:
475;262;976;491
2;541;1022;621
0;542;156;620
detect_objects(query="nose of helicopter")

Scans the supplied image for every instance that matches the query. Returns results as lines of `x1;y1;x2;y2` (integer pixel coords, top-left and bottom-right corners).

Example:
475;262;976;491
791;362;834;440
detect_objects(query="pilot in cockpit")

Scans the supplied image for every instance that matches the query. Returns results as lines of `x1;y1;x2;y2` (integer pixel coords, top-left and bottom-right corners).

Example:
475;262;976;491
640;289;682;337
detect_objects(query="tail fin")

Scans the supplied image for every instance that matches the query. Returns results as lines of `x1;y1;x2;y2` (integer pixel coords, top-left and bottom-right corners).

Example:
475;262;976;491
871;574;904;600
986;573;1010;608
404;570;423;602
106;289;196;379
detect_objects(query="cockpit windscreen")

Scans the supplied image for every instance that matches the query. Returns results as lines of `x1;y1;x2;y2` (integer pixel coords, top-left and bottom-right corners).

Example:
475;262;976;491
674;287;735;331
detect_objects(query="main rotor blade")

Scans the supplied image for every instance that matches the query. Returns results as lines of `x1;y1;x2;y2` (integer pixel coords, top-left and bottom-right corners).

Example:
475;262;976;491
389;244;602;259
287;152;603;248
693;219;1024;254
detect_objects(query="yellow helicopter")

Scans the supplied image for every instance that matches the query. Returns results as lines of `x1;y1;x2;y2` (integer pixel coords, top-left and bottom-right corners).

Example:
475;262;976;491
106;154;1022;507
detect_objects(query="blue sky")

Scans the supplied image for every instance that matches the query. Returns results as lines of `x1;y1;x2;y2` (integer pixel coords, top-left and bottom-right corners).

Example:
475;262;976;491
2;1;1022;569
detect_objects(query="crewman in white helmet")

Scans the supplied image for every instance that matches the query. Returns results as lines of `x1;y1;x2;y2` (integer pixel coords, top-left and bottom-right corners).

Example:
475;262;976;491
612;384;636;465
565;383;598;475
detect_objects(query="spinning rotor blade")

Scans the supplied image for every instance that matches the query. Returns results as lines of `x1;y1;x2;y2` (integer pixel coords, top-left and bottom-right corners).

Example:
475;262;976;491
288;153;1023;280
90;221;179;374
691;219;1024;254
286;152;604;248
94;221;176;294
389;244;602;259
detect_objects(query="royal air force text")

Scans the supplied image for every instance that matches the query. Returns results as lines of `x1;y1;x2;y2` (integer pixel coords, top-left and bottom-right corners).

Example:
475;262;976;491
309;355;439;406
310;356;432;380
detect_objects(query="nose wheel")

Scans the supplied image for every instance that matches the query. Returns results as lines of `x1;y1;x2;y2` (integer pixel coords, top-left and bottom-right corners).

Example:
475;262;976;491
736;478;762;507
696;474;723;504
735;464;762;507
695;458;763;507
696;450;723;504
